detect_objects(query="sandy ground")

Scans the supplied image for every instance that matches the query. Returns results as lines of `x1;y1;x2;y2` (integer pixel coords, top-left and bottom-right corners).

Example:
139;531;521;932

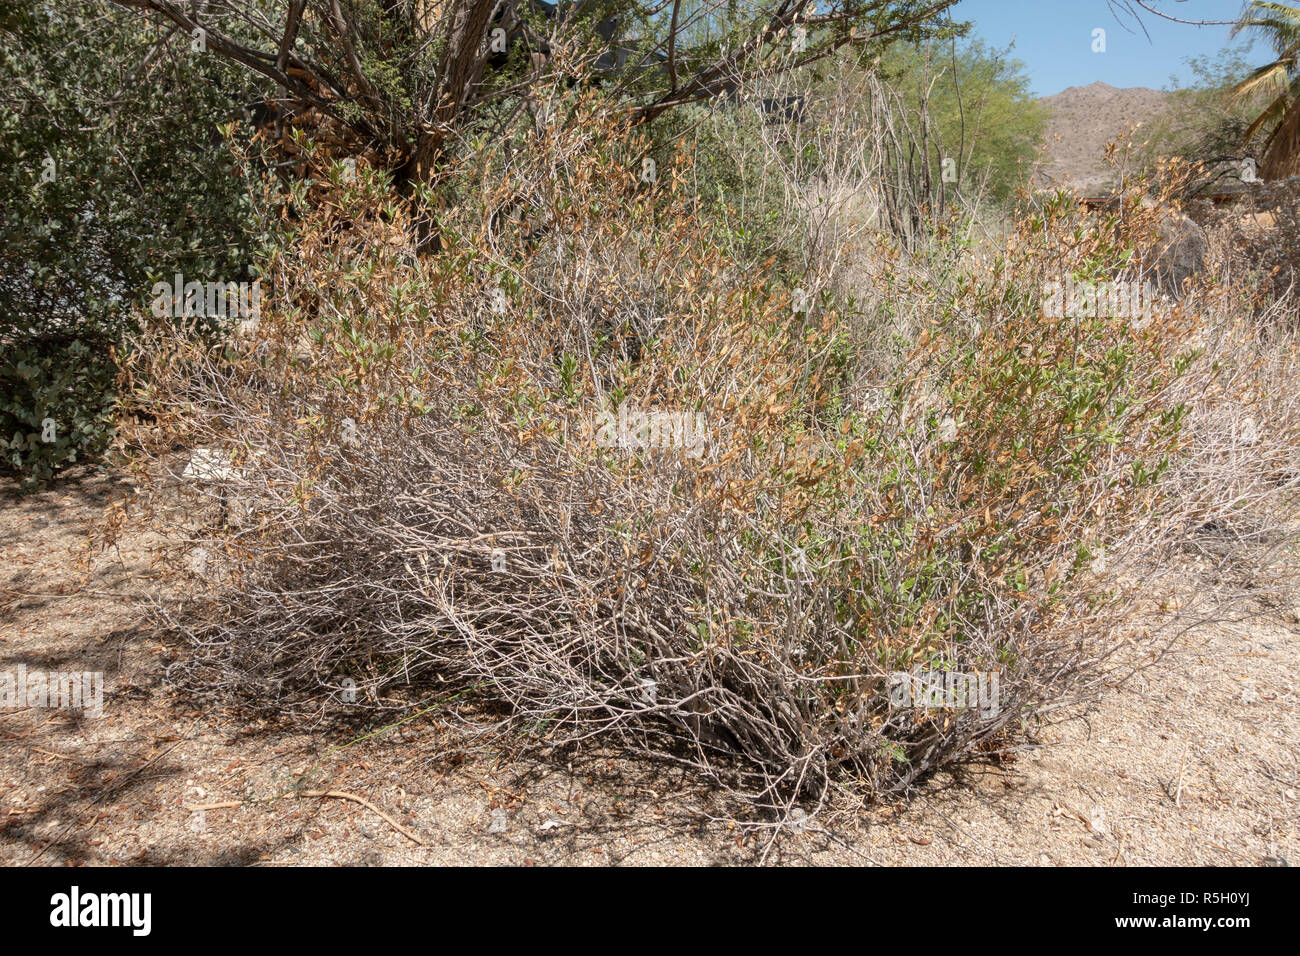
1;466;1295;866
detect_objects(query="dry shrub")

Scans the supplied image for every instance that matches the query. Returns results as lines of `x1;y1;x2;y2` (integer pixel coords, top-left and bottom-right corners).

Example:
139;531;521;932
1193;177;1300;320
114;91;1298;826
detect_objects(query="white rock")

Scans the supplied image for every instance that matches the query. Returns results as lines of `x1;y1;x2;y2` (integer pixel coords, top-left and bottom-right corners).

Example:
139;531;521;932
1089;806;1108;837
938;415;958;443
1238;416;1259;445
187;547;210;577
183;448;236;482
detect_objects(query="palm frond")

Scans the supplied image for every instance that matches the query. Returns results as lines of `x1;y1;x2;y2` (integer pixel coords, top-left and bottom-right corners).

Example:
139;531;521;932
1231;60;1293;102
1232;2;1300;55
1262;94;1300;177
1244;91;1289;144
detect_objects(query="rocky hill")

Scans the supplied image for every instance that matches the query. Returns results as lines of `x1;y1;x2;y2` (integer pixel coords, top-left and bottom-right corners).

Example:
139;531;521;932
1036;80;1171;194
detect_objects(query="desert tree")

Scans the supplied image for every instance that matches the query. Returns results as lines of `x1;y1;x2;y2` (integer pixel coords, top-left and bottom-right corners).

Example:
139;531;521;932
108;1;962;188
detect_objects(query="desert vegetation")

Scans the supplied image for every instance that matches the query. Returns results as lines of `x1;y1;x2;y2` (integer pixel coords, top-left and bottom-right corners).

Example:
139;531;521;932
3;1;1299;842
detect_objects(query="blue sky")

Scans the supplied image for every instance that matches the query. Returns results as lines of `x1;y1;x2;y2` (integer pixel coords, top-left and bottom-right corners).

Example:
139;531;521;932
954;0;1259;95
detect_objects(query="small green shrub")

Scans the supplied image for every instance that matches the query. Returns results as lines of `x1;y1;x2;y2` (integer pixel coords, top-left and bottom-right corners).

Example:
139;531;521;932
0;335;117;490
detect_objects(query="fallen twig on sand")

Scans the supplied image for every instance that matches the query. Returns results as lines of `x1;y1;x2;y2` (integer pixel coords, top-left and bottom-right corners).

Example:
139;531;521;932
184;789;425;847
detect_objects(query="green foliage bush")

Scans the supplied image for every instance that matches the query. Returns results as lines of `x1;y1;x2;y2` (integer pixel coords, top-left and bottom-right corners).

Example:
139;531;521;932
1134;43;1262;182
0;0;269;487
875;38;1047;204
0;336;117;490
656;37;1045;278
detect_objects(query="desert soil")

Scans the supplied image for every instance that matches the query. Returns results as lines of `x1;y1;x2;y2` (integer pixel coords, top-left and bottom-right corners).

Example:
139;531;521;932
1;465;1295;866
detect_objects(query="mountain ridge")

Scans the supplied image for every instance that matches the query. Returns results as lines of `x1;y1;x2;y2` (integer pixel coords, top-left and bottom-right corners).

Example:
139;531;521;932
1036;81;1171;193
